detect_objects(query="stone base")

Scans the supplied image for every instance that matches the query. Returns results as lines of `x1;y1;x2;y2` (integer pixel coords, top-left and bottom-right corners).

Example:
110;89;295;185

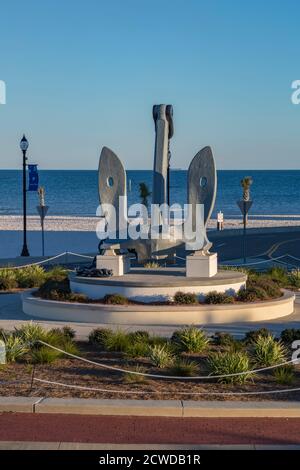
186;252;217;278
96;254;130;276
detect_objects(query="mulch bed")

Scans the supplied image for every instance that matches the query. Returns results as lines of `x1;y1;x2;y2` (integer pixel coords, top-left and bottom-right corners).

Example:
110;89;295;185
1;342;299;401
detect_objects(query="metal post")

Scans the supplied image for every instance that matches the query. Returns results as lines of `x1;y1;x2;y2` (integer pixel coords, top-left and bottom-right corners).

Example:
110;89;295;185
243;201;247;264
41;206;45;257
21;148;29;257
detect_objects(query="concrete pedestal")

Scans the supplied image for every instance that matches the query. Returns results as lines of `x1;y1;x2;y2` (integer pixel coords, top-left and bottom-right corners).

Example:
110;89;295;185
186;252;217;278
96;253;130;276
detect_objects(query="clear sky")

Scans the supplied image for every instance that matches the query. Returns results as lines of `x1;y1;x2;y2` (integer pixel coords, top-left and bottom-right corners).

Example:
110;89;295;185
0;0;300;170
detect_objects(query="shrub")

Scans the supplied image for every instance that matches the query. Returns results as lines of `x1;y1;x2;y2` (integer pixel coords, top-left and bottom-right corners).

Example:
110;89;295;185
58;339;79;357
280;329;300;345
30;346;61;364
253;277;282;298
244;328;272;345
0;269;17;290
148;335;169;347
148;344;174;368
102;329;131;352
236;288;260;303
61;326;76;340
88;328;113;349
37;277;70;300
144;261;160;268
169;358;199;377
273;365;295;385
46;266;68;281
123;365;148;384
173;292;198;305
125;341;150;358
16;265;46;288
0;328;5;340
3;335;28;363
207;351;253;384
103;294;129;305
128;330;150;343
212;332;244;351
266;266;289;286
67;293;88;303
171;326;209;353
252;335;287;367
14;322;48;346
288;271;300;289
205;291;235;304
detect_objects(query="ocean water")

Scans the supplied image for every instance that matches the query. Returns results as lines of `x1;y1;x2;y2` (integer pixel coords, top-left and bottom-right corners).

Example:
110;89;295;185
0;169;299;218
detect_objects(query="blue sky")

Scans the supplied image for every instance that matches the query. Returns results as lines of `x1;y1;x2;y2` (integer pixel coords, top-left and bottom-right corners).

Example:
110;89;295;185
0;0;300;169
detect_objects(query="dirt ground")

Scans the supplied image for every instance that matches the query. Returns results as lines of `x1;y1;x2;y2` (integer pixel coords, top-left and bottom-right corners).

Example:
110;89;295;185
1;342;299;401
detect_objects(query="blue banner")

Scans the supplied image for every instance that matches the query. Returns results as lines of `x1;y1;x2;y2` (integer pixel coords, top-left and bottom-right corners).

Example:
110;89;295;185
28;164;39;191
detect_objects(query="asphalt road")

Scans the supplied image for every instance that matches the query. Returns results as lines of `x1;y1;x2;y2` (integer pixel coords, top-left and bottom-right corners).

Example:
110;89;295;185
210;229;300;263
0;413;300;445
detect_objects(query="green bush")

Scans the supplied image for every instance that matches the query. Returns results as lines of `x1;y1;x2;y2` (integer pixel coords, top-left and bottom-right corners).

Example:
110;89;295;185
46;266;68;281
237;276;282;303
236;288;260;302
61;326;76;340
102;329;131;352
254;277;282;298
3;335;28;363
205;291;235;304
67;293;88;303
14;322;48;346
88;328;113;349
123;365;148;384
207;351;253;384
144;261;160;268
280;329;300;345
30;346;61;364
36;277;71;300
266;266;289;286
252;335;287;367
244;328;272;344
148;344;174;368
0;269;17;290
169;358;199;377
273;365;295;385
173;292;198;305
212;332;244;352
125;341;149;358
148;335;169;347
103;294;129;305
171;326;209;353
128;330;150;343
288;270;300;289
16;265;46;288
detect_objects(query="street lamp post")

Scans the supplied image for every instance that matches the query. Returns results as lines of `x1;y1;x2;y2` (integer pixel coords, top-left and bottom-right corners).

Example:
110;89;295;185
20;135;30;257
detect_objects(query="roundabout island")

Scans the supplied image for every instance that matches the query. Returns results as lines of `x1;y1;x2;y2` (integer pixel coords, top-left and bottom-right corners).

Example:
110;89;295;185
22;105;296;327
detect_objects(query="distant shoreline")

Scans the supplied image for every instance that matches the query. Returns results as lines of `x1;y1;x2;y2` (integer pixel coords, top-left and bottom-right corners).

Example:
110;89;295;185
0;215;299;232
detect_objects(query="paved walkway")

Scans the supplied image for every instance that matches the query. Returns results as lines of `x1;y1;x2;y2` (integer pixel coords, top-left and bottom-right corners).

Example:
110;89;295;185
0;413;300;446
0;291;300;339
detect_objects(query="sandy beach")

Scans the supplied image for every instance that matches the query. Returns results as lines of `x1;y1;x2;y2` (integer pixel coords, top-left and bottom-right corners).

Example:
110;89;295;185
0;215;299;231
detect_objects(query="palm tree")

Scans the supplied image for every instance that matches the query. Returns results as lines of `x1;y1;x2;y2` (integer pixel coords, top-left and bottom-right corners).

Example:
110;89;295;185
240;176;253;201
139;182;151;208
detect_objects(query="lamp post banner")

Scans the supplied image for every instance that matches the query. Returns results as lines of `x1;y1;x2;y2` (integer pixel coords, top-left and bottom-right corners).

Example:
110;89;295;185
28;164;39;191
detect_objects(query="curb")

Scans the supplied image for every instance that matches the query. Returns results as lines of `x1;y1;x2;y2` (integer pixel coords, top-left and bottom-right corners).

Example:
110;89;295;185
1;397;300;417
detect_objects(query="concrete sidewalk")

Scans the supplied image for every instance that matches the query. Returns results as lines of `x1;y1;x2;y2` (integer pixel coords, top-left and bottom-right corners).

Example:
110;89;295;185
1;397;300;417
